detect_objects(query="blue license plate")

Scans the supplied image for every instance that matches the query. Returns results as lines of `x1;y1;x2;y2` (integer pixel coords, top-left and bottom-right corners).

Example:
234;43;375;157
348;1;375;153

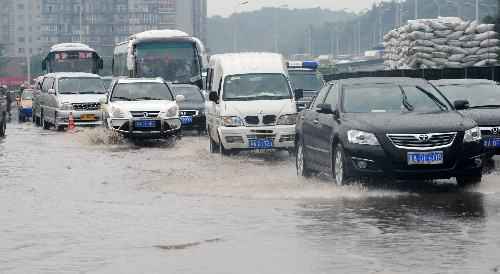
408;151;444;165
180;116;193;125
484;138;500;148
249;139;273;149
134;120;156;128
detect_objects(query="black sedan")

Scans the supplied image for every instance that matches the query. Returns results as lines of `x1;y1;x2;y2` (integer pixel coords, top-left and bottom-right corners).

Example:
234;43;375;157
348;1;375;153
431;79;500;156
172;84;206;133
296;77;484;186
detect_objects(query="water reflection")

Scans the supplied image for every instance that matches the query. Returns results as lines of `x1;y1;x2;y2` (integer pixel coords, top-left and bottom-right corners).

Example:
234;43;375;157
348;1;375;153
295;191;487;272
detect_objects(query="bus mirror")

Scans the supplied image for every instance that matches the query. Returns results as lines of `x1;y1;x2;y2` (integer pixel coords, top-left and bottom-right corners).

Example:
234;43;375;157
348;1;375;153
42;60;47;71
98;58;104;70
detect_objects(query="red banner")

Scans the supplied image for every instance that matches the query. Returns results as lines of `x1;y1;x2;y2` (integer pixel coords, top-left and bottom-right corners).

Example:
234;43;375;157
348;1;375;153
0;77;27;86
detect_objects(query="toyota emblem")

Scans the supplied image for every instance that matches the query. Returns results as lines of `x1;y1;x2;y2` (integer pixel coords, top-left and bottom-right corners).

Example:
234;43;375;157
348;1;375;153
492;127;500;135
418;134;430;142
143;112;149;118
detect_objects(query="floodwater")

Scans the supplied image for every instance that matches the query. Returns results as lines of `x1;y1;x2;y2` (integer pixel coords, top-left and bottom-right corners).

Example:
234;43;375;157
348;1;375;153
1;116;500;274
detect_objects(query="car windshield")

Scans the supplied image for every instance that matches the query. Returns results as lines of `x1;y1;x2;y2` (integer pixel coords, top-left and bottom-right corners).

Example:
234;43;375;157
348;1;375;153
58;78;106;94
135;42;201;84
111;82;173;102
22;90;34;100
289;71;324;91
436;83;500;108
223;73;291;101
342;83;450;113
173;86;204;103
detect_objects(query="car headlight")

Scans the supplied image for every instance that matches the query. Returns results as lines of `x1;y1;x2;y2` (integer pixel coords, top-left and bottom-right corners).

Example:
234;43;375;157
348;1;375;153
60;102;73;111
464;127;482;143
111;107;128;118
347;130;380;146
277;114;298;125
222;116;244;127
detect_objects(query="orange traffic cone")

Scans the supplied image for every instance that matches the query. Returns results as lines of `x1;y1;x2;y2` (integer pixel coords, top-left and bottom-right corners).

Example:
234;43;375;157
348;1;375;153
68;112;76;132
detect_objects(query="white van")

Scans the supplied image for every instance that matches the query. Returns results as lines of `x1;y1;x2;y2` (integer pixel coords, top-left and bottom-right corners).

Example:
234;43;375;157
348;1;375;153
206;53;302;154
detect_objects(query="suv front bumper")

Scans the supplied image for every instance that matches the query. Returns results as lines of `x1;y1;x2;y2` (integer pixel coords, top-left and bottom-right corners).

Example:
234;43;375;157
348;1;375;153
109;117;181;139
218;125;295;150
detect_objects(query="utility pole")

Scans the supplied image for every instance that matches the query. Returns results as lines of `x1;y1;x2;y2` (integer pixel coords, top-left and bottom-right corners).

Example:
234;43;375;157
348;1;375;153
79;0;83;43
475;0;479;21
415;0;418;19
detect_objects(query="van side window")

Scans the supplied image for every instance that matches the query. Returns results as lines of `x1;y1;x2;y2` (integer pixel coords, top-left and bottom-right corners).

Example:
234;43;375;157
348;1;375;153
206;68;213;91
217;78;222;96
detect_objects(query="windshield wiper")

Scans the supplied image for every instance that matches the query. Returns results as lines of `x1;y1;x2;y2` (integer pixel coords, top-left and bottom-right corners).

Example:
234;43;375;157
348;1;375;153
416;86;448;111
112;96;131;101
468;104;500;109
399;87;414;112
135;97;163;101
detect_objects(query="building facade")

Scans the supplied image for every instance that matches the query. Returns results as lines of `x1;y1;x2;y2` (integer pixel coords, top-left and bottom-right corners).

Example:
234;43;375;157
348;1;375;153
0;0;42;58
0;0;207;62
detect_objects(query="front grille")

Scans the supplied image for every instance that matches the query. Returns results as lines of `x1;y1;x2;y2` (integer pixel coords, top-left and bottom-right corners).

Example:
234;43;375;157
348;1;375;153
245;116;259;125
130;111;160;118
387;132;457;149
72;102;100;111
262;115;276;125
179;110;198;117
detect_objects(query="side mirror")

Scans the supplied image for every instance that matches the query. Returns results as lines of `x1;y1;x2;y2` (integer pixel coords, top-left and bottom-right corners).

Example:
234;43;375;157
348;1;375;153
175;94;185;102
294;89;304;100
316;103;335;115
99;97;107;105
209;91;219;103
454;100;470;110
48;88;56;95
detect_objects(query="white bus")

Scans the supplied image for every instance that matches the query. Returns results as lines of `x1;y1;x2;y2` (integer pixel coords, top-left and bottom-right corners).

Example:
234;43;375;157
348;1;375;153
112;29;207;89
42;43;103;74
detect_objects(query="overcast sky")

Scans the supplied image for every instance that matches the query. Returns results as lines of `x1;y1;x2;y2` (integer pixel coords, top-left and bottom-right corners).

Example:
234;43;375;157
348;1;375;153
208;0;379;17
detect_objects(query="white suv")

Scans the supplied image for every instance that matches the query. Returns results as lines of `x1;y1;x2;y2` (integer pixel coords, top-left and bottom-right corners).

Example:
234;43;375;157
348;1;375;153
101;78;183;139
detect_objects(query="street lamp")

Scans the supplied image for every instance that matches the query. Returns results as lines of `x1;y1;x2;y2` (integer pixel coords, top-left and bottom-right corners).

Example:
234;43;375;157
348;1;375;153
233;0;249;52
273;4;288;53
433;0;442;17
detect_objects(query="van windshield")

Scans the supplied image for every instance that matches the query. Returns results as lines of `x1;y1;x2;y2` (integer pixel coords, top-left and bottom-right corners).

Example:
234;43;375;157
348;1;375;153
223;73;292;101
58;78;106;94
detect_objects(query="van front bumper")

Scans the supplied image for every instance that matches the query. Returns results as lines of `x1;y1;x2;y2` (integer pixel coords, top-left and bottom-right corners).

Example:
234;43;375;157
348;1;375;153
218;125;296;150
56;110;103;126
108;117;181;139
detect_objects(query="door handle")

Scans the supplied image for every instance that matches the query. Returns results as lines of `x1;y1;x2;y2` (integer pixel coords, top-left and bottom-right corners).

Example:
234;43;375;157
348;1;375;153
313;119;319;124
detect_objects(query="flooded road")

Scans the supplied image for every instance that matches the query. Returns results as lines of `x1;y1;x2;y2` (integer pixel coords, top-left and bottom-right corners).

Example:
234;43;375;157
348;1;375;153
1;118;500;274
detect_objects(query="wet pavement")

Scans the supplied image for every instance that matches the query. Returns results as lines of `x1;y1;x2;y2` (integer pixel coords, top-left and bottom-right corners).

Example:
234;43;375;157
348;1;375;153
1;116;500;274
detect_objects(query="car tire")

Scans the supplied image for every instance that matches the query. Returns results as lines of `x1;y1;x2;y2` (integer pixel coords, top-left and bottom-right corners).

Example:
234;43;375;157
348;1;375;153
456;172;482;187
332;143;351;186
41;112;51;130
296;141;313;177
0;114;6;137
208;127;219;153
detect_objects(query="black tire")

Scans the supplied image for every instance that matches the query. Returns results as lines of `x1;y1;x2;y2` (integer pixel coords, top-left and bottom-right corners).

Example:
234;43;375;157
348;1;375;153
296;141;313;177
218;134;232;156
57;125;66;132
208;127;219;153
332;143;351;186
456;172;482;187
0;114;6;137
41;112;51;130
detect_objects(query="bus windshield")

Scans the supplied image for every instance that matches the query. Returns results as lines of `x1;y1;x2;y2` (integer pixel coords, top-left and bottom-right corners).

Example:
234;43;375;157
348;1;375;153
135;42;201;84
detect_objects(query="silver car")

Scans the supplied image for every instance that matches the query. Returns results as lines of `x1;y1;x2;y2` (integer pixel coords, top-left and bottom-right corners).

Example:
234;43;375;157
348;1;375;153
38;72;107;130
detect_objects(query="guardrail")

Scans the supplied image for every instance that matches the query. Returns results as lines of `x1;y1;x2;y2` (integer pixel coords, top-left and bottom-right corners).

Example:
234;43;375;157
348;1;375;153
324;66;500;82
